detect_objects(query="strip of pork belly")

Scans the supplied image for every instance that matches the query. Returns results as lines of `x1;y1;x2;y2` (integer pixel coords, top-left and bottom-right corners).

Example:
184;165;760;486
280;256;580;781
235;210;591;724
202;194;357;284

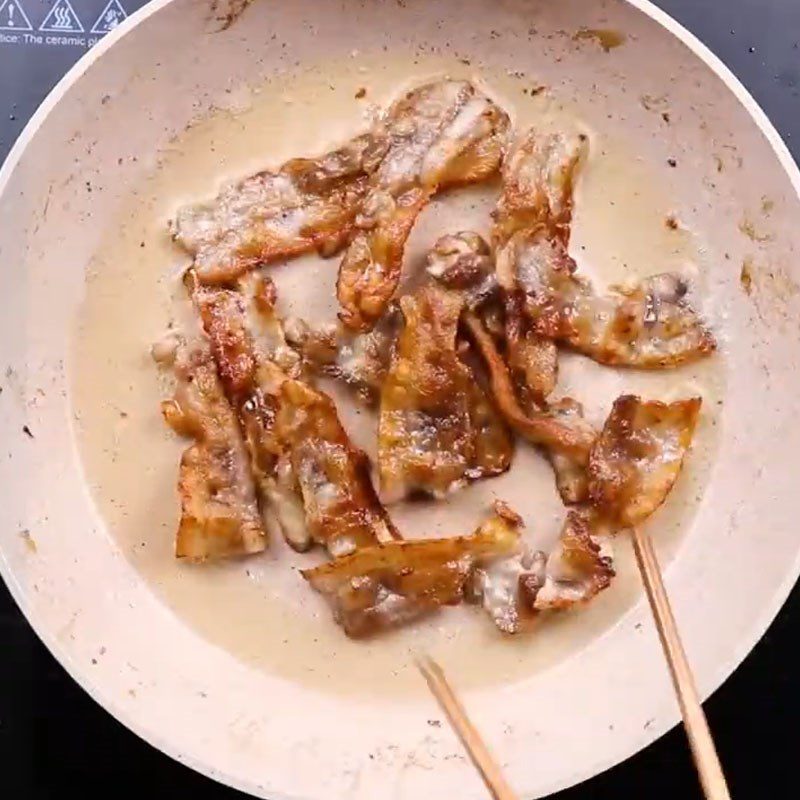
473;510;614;633
172;133;388;284
188;270;394;555
463;310;596;504
495;130;715;368
514;252;717;367
286;304;512;487
302;505;522;637
284;308;401;403
161;344;266;560
424;231;591;501
337;80;511;331
275;378;399;556
187;269;309;550
378;283;513;503
493;128;588;403
588;394;702;526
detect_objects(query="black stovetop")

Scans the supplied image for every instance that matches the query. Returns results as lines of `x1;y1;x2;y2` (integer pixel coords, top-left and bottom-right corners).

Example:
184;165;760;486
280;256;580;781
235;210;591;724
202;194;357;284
2;1;798;797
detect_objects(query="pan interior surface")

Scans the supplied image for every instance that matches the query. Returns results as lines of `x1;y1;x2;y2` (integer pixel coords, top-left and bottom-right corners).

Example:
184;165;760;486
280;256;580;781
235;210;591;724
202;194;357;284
1;1;798;798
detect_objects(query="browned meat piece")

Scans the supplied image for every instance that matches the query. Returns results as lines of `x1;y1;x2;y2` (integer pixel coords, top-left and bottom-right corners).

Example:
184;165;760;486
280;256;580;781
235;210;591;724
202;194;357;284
188;270;309;549
472;508;614;632
464;311;596;498
466;377;514;479
287;263;512;485
276;378;398;556
188;270;394;555
161;345;266;560
302;507;522;637
494;128;587;248
503;291;557;406
378;284;512;502
493;129;588;404
379;284;472;501
337;81;511;330
284;307;401;404
425;231;498;309
588;395;702;526
494;130;715;368
517;255;717;368
173;133;388;284
523;511;615;611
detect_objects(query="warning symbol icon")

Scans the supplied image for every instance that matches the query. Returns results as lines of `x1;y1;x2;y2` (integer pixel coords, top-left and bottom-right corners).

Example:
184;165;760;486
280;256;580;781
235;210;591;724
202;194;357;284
91;0;127;35
0;0;34;31
39;0;84;33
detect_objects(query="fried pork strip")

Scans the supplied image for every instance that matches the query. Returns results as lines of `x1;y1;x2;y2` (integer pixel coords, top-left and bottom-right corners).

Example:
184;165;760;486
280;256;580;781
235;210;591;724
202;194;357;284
494;128;586;246
520;258;717;367
378;283;512;502
493;128;589;403
424;229;592;503
173;79;510;302
305;497;616;638
161;345;266;560
189;270;309;550
172;133;387;284
188;270;395;555
473;510;614;632
588;394;702;526
337;80;511;330
525;511;615;612
303;506;522;637
276;378;398;556
463;310;596;501
495;130;715;368
284;309;401;403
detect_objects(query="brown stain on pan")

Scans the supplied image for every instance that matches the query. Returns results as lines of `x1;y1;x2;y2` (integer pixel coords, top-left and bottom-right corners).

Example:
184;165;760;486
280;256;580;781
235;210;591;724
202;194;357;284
19;529;38;554
573;28;627;52
739;259;754;296
738;218;773;243
740;256;800;329
207;0;254;32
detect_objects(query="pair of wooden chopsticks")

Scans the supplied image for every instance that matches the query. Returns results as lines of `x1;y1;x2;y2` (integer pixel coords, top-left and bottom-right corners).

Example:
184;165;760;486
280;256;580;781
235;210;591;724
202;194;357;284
418;526;731;800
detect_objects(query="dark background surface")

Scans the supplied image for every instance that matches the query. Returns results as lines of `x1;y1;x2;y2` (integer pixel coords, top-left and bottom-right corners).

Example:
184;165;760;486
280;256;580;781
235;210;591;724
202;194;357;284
1;1;798;797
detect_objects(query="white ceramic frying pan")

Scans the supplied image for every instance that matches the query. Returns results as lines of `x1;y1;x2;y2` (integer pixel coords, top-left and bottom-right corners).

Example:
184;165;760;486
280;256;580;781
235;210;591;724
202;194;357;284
1;1;799;797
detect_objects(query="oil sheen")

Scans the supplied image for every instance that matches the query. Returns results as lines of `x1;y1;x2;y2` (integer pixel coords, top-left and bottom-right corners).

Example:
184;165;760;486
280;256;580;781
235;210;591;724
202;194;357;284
71;53;725;697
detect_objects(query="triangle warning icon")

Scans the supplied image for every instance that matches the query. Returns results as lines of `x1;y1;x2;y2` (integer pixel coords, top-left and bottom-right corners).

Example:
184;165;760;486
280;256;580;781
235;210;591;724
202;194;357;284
91;0;127;35
39;0;84;33
0;0;33;32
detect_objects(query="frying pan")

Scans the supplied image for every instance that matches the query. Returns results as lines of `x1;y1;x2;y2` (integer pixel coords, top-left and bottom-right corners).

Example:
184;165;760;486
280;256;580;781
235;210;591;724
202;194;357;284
1;0;799;797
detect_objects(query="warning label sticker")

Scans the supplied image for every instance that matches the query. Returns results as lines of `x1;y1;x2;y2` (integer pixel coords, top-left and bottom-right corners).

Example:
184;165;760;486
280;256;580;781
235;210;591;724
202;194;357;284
0;0;136;47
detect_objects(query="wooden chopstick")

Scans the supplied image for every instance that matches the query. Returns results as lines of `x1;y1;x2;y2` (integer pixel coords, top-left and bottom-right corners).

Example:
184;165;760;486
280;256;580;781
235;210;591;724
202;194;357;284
417;655;519;800
631;525;731;800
